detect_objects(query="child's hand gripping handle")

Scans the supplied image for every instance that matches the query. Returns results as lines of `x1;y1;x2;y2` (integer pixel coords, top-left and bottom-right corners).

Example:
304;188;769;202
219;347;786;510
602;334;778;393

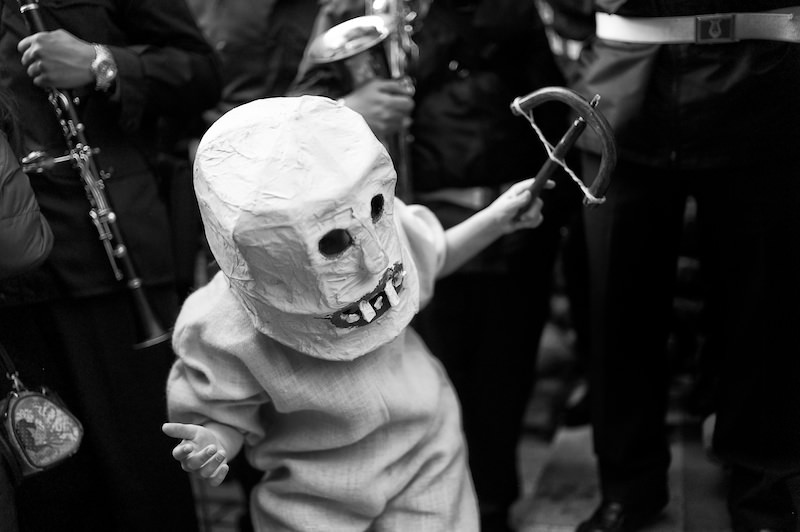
510;87;618;219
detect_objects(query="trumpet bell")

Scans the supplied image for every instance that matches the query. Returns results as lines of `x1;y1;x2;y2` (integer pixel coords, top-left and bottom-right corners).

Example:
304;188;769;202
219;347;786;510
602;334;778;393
307;15;390;65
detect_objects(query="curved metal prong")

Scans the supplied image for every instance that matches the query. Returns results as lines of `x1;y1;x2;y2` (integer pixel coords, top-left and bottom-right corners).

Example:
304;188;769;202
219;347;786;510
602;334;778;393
511;86;617;205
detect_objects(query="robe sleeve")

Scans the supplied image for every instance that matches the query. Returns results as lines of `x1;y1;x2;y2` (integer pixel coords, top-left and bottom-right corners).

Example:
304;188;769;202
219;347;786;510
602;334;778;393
395;199;446;309
167;275;272;449
106;0;222;133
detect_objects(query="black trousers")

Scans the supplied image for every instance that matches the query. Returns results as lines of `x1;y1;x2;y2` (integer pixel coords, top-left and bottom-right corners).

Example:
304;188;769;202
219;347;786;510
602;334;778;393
414;179;577;529
0;288;199;532
581;152;800;529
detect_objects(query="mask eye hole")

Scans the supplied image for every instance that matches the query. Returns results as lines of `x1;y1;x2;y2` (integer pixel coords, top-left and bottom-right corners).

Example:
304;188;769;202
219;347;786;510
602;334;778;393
319;229;353;257
371;194;384;223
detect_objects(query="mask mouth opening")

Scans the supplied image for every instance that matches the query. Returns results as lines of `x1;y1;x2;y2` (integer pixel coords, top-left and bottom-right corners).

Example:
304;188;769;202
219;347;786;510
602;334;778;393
326;262;406;328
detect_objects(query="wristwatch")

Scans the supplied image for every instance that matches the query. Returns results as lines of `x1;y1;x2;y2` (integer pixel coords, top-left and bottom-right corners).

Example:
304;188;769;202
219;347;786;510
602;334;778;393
90;44;117;92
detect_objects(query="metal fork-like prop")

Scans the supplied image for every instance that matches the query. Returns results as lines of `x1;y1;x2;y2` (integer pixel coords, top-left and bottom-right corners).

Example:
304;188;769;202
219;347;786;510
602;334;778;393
511;86;617;216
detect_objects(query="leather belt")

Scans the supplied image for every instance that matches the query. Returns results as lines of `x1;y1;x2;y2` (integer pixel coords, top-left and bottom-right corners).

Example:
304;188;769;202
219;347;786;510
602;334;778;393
595;7;800;44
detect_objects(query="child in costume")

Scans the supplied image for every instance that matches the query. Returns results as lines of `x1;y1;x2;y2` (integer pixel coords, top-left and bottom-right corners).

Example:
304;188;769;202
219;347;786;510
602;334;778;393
163;95;547;531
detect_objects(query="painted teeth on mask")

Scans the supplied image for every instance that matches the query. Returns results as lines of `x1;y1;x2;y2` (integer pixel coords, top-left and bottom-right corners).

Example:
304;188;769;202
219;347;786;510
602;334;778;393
384;281;399;307
338;282;395;324
358;300;376;323
326;263;406;327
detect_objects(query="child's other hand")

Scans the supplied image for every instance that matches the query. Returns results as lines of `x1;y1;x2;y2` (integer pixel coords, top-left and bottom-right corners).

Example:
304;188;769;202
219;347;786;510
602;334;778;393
492;177;553;234
162;422;230;487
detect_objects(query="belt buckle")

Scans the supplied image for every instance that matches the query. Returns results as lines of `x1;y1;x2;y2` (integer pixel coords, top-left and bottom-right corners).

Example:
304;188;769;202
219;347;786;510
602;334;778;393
695;14;737;44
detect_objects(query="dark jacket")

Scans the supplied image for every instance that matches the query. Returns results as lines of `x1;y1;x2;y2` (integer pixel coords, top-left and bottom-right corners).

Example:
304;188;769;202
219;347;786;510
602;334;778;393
574;0;800;168
293;0;566;192
186;0;318;125
0;131;52;280
409;0;566;192
0;0;221;301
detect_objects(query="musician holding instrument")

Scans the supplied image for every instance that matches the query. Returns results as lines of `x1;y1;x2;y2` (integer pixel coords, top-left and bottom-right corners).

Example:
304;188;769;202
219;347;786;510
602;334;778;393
292;0;417;201
0;0;221;530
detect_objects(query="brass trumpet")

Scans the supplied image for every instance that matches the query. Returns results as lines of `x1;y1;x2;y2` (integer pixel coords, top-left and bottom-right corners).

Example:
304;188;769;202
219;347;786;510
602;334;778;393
307;1;432;202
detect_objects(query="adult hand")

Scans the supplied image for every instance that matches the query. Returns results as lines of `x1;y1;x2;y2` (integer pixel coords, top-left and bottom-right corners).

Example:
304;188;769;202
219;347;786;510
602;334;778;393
18;29;96;89
341;77;415;138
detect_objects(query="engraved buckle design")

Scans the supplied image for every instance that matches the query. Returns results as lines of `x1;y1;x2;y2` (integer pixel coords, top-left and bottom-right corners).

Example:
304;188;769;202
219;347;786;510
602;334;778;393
696;14;737;43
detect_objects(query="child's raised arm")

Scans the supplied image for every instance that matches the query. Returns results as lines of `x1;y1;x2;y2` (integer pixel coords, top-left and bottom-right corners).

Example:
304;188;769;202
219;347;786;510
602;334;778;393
438;177;549;278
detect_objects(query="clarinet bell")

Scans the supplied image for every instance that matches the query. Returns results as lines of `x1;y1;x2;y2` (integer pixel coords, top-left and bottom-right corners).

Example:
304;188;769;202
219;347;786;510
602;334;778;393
129;287;172;350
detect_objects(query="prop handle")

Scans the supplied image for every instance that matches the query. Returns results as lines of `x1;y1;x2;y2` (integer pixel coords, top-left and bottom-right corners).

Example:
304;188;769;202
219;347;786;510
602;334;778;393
515;114;588;219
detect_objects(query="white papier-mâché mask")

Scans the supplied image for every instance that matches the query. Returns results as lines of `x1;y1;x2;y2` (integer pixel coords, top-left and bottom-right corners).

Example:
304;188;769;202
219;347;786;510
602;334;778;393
194;96;420;360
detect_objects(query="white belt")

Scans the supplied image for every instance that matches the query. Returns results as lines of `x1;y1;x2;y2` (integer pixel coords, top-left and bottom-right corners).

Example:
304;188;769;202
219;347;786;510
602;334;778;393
595;7;800;44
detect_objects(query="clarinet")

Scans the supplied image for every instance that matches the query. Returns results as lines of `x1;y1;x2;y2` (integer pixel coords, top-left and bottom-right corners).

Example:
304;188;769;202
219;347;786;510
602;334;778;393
17;0;170;349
